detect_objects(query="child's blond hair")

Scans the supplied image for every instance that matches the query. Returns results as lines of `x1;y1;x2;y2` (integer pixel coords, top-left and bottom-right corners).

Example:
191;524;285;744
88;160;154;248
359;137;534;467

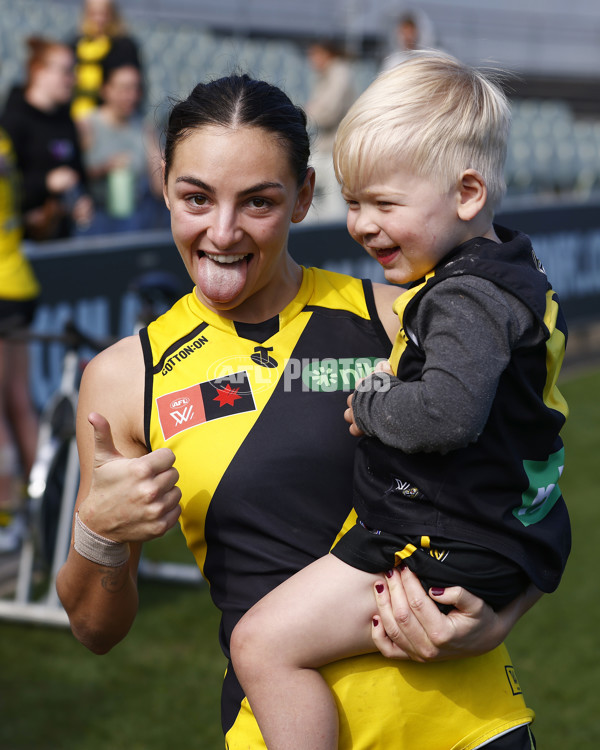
333;50;511;211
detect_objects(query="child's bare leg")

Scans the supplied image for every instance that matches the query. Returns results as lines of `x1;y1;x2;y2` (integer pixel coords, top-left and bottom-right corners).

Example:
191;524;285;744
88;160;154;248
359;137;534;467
230;554;379;750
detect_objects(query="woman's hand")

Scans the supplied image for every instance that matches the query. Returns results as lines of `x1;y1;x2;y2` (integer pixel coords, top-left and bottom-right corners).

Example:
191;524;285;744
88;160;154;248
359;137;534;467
46;165;79;194
56;340;156;654
344;392;364;437
371;566;542;661
374;359;393;376
77;412;182;544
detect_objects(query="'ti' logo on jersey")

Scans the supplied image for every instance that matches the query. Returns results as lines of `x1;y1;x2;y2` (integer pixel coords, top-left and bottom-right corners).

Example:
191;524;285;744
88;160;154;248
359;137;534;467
156;371;256;440
505;665;523;696
250;345;278;368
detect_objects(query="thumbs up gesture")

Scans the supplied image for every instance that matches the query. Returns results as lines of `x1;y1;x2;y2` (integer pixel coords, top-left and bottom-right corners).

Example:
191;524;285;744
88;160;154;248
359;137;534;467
77;412;182;543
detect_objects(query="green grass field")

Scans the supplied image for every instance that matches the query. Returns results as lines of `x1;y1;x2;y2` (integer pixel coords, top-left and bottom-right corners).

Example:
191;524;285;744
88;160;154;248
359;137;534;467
505;366;600;749
0;367;598;749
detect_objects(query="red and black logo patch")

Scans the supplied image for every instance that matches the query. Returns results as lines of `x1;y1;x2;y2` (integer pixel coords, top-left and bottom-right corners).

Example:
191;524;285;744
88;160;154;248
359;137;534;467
157;371;256;440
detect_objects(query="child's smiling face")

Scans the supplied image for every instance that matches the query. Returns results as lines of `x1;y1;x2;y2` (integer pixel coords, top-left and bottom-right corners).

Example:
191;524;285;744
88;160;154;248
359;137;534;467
342;163;472;286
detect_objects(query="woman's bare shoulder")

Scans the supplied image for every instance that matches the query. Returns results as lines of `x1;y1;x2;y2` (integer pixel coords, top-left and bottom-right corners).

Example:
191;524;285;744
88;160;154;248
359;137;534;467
78;334;146;455
83;334;144;386
372;282;404;342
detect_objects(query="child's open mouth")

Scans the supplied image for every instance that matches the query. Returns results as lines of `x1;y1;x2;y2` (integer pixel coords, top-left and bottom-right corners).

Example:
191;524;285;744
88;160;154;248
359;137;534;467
374;247;400;265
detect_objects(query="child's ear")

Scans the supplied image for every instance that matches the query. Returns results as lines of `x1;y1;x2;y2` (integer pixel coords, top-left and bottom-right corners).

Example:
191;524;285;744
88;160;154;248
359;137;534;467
456;169;487;221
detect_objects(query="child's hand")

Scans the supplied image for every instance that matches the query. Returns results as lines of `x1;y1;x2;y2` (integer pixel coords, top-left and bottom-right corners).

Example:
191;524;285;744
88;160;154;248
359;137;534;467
344;392;364;437
345;360;393;437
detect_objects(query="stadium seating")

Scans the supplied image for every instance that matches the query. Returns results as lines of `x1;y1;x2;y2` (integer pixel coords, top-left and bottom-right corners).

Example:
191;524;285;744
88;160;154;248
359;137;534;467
505;98;600;199
2;0;599;202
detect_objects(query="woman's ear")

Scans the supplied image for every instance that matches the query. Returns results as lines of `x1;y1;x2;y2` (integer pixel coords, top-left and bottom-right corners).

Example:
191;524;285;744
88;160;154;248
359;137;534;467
457;169;487;222
162;161;170;211
291;167;316;223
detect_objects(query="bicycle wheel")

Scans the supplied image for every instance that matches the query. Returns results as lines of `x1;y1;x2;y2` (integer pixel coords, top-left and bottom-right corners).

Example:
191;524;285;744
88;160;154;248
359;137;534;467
39;439;71;567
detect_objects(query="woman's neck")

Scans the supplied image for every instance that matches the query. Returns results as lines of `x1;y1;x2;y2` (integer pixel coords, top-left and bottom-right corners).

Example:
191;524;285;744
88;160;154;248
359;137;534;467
25;86;57;112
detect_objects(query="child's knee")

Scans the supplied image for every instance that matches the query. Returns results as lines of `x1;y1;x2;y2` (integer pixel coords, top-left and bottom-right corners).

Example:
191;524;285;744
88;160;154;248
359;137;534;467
230;608;272;677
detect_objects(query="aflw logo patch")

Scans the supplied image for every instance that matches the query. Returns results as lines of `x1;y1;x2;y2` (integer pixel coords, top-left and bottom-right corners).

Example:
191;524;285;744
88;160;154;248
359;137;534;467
156;371;256;440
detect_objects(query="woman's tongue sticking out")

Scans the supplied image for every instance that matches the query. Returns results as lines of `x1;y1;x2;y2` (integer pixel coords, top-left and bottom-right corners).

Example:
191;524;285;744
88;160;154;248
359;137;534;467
196;254;249;303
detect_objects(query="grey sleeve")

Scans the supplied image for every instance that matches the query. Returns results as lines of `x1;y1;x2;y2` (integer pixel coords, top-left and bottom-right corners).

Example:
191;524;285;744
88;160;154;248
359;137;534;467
352;276;541;454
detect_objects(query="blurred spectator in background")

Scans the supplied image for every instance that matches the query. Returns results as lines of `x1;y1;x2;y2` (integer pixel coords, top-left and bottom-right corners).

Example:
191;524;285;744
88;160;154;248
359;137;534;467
77;61;167;234
381;10;438;71
305;39;356;222
71;0;142;122
0;126;40;552
0;37;93;241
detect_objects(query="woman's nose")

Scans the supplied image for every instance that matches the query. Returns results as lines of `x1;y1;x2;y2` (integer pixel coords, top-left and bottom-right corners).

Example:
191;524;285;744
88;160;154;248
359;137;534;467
207;207;243;249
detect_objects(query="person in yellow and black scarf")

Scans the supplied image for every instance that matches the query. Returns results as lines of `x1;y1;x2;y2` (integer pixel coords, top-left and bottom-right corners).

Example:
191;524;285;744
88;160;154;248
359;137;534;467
70;0;142;121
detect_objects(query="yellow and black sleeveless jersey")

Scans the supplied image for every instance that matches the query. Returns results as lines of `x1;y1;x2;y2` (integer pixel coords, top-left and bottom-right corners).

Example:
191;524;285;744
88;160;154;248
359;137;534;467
141;266;534;749
0;128;40;302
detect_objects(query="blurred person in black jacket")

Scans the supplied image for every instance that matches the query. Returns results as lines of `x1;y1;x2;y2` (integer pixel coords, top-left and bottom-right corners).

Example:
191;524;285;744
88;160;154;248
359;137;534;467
0;37;93;241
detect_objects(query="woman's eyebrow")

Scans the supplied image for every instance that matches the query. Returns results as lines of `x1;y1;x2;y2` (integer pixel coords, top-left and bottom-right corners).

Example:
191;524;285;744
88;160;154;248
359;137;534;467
237;181;285;197
173;178;284;197
175;176;212;191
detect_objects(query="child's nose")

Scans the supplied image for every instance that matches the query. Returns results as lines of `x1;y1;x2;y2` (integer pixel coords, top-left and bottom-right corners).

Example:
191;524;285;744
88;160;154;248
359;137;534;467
353;207;379;237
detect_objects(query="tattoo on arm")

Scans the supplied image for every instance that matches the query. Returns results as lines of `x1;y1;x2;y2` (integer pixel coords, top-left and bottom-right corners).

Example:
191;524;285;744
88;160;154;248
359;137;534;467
100;567;128;593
